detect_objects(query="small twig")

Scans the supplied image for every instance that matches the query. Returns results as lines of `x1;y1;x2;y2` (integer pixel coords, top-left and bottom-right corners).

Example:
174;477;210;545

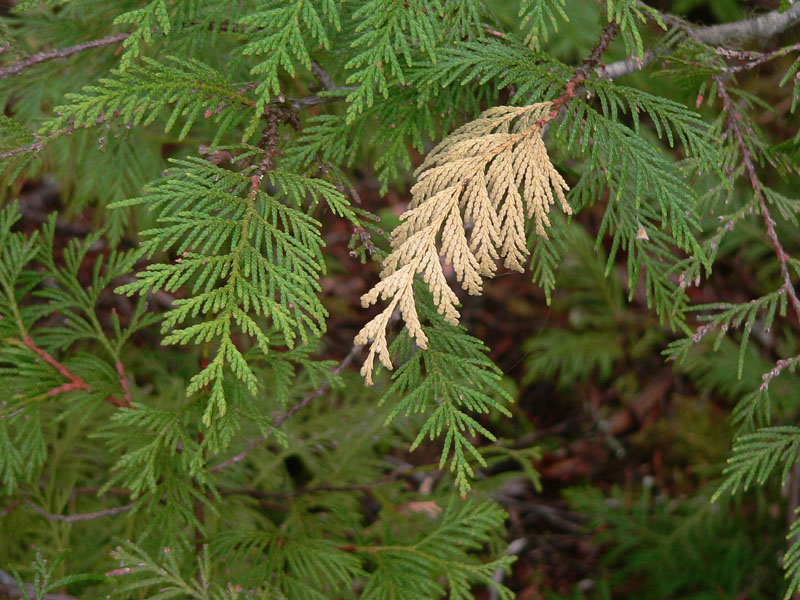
0;114;111;162
715;75;800;324
21;335;90;393
23;496;138;523
285;91;354;111
209;343;363;472
115;360;134;407
761;355;800;391
0;33;129;79
193;431;206;561
719;43;800;73
16;335;132;408
0;568;78;600
276;341;362;426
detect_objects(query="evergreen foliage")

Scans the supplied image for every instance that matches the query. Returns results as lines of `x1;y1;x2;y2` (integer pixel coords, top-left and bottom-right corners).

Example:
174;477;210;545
1;0;799;598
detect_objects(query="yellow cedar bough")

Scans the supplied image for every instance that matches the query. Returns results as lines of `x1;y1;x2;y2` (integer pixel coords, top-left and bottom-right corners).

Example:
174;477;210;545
356;102;571;385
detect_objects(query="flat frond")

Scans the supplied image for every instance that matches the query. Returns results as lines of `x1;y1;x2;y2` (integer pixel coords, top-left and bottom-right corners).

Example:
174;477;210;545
355;103;571;383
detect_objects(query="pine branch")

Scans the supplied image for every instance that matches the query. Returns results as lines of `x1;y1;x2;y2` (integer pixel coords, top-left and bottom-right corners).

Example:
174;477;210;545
0;33;130;79
715;75;800;324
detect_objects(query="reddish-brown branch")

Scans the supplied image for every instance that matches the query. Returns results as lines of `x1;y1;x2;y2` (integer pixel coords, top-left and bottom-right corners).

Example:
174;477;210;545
538;21;620;126
115;359;134;407
715;76;800;324
718;43;800;73
21;335;132;408
23;335;89;392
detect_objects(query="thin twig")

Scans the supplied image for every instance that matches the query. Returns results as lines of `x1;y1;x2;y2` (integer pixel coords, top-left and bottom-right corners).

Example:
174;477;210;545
715;75;800;323
209;343;363;472
0;569;77;600
16;335;132;408
21;335;90;393
115;359;134;407
0;33;129;79
719;42;800;73
23;497;138;523
0;114;112;162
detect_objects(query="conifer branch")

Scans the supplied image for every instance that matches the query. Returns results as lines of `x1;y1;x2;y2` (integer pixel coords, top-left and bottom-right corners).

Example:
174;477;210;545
0;115;110;161
603;3;800;80
113;361;133;407
220;482;374;499
719;43;800;73
543;21;620;122
15;335;133;408
354;23;626;385
21;335;89;394
715;75;800;324
23;496;138;522
355;102;572;384
0;33;130;79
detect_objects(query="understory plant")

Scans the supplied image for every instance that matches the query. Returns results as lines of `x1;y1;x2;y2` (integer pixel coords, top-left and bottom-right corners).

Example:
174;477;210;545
1;0;799;598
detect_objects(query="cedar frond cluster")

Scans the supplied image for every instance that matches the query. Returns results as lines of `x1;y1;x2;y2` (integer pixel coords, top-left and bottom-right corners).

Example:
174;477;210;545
355;102;571;384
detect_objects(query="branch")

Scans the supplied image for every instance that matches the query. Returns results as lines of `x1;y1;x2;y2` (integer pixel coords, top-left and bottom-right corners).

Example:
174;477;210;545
311;60;337;91
15;335;132;408
0;114;111;162
23;496;138;523
0;33;129;79
539;21;620;124
0;569;77;600
714;75;800;324
603;3;800;79
209;342;363;472
115;359;134;407
21;335;89;394
279;62;355;111
718;42;800;73
690;4;800;46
